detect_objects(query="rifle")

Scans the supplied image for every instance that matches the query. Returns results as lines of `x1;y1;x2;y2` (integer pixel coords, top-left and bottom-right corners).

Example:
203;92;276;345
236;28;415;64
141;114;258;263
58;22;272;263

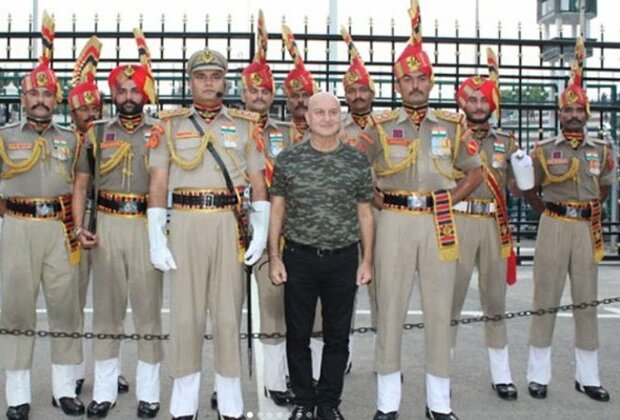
189;115;254;377
87;124;104;234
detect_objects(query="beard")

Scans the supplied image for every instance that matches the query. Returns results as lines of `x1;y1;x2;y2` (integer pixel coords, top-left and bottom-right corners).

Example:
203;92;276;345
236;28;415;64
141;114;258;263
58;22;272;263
118;100;143;115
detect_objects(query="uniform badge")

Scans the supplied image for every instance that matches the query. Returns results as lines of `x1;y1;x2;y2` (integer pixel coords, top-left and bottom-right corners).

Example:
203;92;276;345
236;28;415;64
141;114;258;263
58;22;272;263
586;151;600;175
221;123;238;148
492;152;506;168
548;150;567;165
144;129;152;143
431;128;451;157
493;141;506;153
268;131;284;156
466;139;478;156
104;132;116;142
51;138;70;161
392;128;404;139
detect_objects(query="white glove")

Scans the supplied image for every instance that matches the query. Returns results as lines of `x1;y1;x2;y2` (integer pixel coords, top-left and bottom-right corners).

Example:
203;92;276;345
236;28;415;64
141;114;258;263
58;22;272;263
244;200;271;265
510;149;535;191
147;207;177;272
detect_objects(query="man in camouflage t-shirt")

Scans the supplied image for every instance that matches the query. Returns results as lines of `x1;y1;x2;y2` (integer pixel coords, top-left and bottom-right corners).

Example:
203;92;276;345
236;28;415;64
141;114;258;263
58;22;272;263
269;92;374;420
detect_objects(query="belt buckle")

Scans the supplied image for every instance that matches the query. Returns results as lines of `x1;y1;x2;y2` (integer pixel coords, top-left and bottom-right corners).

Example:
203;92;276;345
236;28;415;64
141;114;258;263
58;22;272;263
471;202;484;214
407;195;423;210
35;202;52;217
119;200;138;214
566;206;579;218
201;194;215;208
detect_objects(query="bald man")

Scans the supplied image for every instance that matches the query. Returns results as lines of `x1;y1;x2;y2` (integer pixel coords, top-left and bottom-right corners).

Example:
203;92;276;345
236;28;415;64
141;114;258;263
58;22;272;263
269;93;375;419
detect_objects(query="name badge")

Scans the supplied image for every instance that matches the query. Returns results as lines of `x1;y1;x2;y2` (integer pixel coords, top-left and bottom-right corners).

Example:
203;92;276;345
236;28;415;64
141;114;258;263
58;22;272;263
221;123;238;148
431;129;451;157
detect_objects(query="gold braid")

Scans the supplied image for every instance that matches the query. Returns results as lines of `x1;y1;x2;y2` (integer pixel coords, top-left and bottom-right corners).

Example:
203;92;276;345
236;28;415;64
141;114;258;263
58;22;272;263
165;118;212;170
371;119;419;177
100;142;132;175
535;146;580;186
0;135;46;179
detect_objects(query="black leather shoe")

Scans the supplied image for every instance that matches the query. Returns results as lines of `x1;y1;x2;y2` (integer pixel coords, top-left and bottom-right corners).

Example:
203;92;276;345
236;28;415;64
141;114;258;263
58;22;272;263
137;401;160;418
289;405;315;420
6;404;30;420
117;375;129;393
425;406;459;420
492;383;518;400
316;405;345;420
75;378;85;396
373;411;398;420
528;382;547;399
52;396;85;416
575;381;610;402
264;387;294;406
86;400;115;418
211;391;218;410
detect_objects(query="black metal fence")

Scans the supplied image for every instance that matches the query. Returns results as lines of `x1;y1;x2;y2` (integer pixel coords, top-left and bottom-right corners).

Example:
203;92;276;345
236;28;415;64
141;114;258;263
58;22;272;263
1;13;619;259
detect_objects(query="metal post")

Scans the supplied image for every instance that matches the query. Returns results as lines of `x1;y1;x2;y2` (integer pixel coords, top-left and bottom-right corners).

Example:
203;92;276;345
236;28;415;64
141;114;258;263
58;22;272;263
328;0;338;94
32;0;38;59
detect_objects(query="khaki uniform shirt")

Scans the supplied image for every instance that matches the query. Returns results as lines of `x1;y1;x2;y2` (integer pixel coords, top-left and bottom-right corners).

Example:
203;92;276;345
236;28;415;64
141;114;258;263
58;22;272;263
532;134;616;202
76;114;156;195
469;129;517;200
149;106;264;189
0;120;78;198
342;112;373;154
367;108;481;192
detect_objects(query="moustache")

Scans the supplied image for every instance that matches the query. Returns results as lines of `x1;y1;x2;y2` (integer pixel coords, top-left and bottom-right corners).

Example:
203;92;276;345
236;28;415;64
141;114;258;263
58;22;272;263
121;100;139;108
408;89;423;96
32;103;50;111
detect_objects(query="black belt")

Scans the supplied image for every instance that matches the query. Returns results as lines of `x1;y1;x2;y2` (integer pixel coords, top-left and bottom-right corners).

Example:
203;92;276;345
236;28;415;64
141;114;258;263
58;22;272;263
172;191;239;209
545;202;591;219
383;193;434;210
97;193;148;215
6;198;62;218
285;239;358;257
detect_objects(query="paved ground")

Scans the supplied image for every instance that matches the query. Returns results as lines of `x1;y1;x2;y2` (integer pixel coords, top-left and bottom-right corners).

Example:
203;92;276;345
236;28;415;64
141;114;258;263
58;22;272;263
1;263;619;419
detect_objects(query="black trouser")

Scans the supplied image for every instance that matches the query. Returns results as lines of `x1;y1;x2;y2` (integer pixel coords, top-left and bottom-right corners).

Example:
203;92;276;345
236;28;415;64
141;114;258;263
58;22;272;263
284;241;358;408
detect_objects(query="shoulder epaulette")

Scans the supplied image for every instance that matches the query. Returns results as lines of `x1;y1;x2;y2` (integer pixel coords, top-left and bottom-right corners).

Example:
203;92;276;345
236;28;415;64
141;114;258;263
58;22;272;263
435;109;463;124
271;119;293;128
157;108;191;120
228;108;260;123
592;137;610;146
55;124;76;133
0;122;20;131
534;137;555;147
370;109;399;124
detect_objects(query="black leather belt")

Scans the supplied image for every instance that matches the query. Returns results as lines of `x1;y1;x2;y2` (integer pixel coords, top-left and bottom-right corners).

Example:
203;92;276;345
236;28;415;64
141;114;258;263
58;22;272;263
285;239;358;257
6;198;62;218
172;191;239;209
97;193;148;216
383;193;434;210
545;202;591;219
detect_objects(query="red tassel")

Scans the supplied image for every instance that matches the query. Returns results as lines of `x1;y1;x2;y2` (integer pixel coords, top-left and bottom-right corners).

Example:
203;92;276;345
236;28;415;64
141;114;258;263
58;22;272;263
506;247;517;285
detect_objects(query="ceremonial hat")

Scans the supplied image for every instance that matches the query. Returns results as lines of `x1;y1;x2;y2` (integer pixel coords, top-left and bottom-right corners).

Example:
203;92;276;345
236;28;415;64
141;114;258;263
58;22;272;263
282;25;318;95
242;10;274;93
68;36;102;111
393;0;433;81
341;27;374;92
559;37;590;115
456;47;500;119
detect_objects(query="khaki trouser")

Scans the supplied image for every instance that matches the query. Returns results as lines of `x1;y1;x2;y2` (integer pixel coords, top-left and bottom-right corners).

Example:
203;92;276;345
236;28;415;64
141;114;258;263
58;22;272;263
169;210;245;378
529;213;598;350
451;214;508;349
91;212;163;363
0;215;82;369
78;209;92;329
374;211;455;377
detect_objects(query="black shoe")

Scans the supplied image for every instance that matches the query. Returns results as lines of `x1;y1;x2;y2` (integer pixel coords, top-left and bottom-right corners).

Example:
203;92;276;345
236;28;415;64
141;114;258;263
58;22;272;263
6;404;30;420
373;410;398;420
492;383;518;400
425;406;459;420
86;400;115;418
75;378;85;396
316;405;345;420
528;382;547;399
264;387;294;406
289;405;315;420
211;391;218;410
52;396;85;416
575;381;610;402
117;375;129;393
137;401;160;418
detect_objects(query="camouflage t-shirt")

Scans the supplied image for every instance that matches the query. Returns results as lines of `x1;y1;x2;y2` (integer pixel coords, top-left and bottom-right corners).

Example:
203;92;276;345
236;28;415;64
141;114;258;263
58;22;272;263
270;139;374;249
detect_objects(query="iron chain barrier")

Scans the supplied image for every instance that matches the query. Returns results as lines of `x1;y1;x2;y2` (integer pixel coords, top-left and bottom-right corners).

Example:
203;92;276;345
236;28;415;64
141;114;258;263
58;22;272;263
2;296;619;341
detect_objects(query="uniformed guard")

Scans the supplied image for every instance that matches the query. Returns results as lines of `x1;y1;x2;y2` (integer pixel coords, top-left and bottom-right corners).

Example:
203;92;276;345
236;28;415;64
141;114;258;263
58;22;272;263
367;1;483;419
281;24;325;384
147;47;269;420
450;48;525;401
72;29;163;418
282;25;319;142
0;11;85;419
241;10;294;407
68;39;103;349
523;37;615;403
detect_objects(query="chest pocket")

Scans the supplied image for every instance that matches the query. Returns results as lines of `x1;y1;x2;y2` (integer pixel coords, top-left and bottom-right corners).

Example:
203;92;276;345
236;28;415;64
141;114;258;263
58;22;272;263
387;139;413;160
174;137;202;159
7;149;33;161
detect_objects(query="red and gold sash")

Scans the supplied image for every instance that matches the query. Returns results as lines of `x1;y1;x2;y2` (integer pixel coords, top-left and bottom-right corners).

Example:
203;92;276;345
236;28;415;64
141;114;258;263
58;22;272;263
589;200;604;263
431;190;459;261
59;195;81;265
